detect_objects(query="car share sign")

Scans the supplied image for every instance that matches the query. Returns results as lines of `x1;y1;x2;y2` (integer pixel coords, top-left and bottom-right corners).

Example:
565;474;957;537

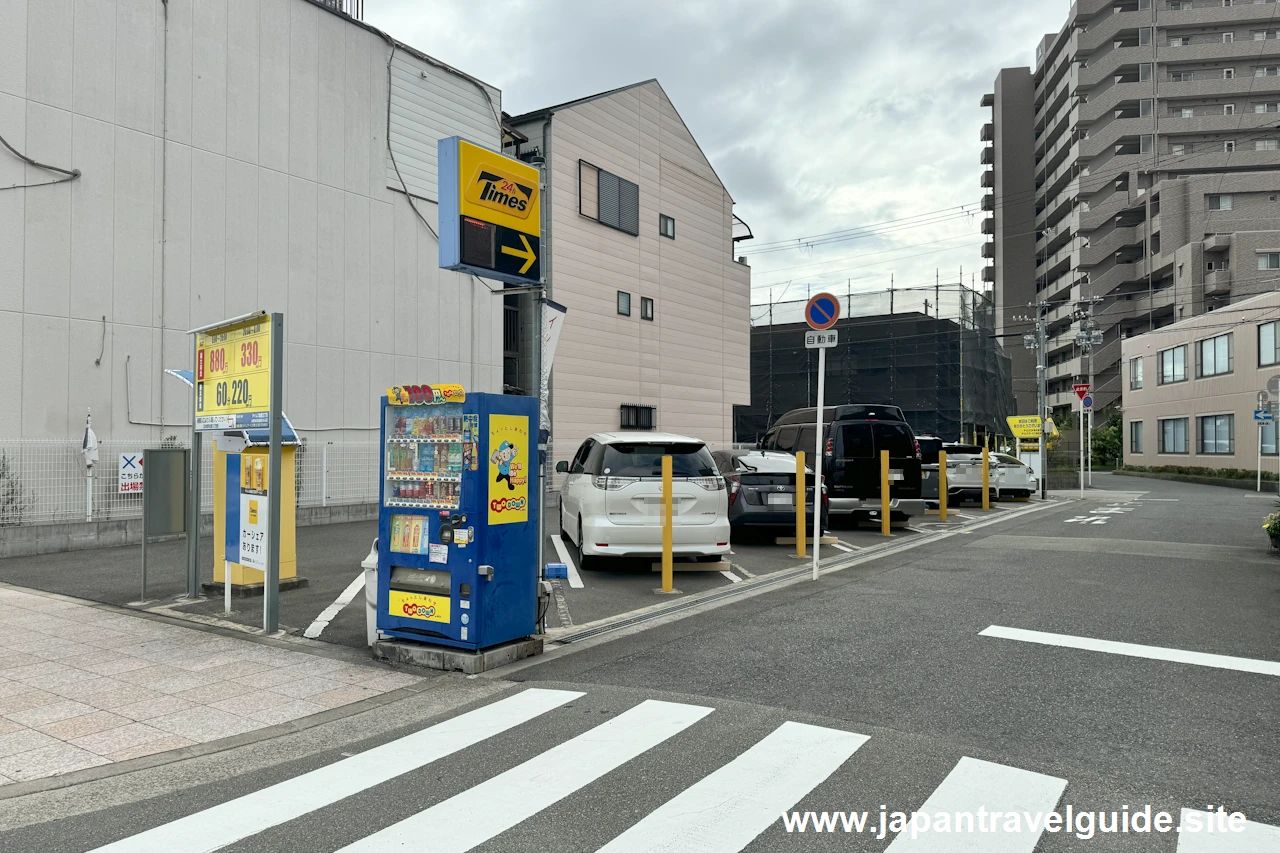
118;453;143;493
386;384;466;406
1005;416;1043;440
488;413;530;525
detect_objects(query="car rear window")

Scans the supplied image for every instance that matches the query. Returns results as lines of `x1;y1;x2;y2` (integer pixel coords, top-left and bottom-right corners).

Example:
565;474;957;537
603;443;717;477
916;437;943;465
874;423;916;458
836;423;874;458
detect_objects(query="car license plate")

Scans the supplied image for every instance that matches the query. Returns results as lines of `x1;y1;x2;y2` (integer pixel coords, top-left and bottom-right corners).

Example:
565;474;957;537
766;493;793;506
889;469;904;481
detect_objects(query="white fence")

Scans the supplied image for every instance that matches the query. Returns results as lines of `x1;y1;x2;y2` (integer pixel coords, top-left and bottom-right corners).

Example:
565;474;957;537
0;438;381;527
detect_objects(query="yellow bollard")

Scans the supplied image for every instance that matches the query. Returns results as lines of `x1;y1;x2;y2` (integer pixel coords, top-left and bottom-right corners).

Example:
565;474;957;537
881;449;891;536
938;450;948;522
661;455;674;593
795;451;806;559
982;447;991;511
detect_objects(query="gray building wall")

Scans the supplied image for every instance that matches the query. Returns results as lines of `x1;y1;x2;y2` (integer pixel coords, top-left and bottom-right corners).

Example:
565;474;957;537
986;0;1280;418
0;0;504;443
986;68;1037;415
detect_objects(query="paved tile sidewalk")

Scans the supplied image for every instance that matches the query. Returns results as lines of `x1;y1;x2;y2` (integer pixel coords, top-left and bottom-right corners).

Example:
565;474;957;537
0;586;422;785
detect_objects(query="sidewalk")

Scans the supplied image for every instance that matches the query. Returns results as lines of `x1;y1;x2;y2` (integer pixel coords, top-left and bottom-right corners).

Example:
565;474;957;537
0;585;422;786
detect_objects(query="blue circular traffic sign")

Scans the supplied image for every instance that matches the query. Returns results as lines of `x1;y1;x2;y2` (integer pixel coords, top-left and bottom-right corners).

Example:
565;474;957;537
805;293;840;330
1082;395;1093;409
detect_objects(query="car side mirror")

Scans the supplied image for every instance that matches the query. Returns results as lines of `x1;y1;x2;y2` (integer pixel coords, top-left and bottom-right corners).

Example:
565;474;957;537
555;460;569;474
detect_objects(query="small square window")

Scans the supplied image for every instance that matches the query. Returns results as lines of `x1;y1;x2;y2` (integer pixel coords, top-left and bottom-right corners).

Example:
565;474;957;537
1224;140;1237;152
1171;143;1187;156
1259;252;1280;270
617;291;631;317
641;296;654;321
1209;194;1233;210
1178;107;1195;118
1224;68;1236;79
1223;32;1235;43
1224;103;1236;115
659;214;675;239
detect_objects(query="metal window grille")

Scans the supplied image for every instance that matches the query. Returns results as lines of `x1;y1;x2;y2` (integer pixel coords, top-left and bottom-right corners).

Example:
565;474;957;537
620;405;655;431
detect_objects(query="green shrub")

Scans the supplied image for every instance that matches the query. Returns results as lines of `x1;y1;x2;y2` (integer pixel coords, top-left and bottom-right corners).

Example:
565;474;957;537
1117;464;1278;482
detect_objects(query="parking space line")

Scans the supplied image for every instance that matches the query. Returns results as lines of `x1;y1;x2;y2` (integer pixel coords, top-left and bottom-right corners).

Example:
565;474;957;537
720;570;742;583
830;543;855;553
303;573;366;639
730;563;755;578
549;535;585;589
980;625;1280;677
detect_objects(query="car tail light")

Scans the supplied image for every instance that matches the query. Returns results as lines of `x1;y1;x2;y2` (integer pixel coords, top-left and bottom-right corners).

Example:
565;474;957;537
824;437;834;457
725;475;740;506
592;476;639;490
689;476;726;491
913;439;922;460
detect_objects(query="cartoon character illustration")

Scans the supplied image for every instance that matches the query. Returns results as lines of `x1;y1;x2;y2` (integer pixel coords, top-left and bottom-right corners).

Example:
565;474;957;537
491;441;517;491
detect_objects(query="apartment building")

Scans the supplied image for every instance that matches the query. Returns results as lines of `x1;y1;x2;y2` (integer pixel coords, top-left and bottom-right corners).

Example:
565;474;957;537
983;0;1280;418
0;0;504;442
1123;290;1280;470
505;81;752;469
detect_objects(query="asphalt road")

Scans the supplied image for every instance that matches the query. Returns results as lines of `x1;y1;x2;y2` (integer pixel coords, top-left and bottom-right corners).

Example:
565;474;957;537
3;474;1276;851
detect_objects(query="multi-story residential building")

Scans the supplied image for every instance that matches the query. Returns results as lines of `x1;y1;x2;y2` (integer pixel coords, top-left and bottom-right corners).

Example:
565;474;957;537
505;81;752;470
0;0;504;443
983;0;1280;419
1123;290;1280;471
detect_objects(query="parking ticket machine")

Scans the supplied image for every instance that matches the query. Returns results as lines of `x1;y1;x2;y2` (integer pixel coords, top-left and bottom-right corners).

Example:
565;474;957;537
376;385;538;650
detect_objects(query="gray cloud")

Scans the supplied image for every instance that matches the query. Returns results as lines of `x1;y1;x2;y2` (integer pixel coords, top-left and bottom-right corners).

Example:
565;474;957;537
367;0;1060;303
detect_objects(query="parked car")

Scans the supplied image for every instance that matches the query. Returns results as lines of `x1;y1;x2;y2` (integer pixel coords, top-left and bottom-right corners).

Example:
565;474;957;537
760;405;925;524
711;449;828;530
915;434;944;508
940;443;996;503
993;453;1038;499
555;433;729;565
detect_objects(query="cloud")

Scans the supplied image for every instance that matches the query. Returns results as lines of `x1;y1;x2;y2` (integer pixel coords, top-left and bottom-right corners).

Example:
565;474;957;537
366;0;1060;304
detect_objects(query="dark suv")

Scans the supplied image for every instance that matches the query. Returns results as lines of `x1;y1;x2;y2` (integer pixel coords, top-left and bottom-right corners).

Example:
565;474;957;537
760;405;926;523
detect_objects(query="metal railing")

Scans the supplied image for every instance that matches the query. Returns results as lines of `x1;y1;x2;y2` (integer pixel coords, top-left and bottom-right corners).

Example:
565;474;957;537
0;437;380;528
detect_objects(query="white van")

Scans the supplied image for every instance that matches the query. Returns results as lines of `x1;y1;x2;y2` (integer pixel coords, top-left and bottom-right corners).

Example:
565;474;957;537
556;433;729;565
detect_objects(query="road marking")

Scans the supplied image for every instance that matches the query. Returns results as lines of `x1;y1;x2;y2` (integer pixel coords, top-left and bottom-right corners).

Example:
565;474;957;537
338;699;713;853
550;534;585;588
87;688;582;853
731;562;755;578
720;570;742;583
981;626;1280;677
597;721;868;852
302;573;366;639
1176;809;1280;851
1137;498;1179;501
831;543;855;553
884;757;1066;852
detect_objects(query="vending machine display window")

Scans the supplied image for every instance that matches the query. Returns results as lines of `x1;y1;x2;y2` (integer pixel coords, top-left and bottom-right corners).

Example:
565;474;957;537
383;403;469;510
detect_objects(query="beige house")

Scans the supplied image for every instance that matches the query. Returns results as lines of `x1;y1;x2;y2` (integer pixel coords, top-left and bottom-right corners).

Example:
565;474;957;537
1123;290;1280;471
506;81;752;467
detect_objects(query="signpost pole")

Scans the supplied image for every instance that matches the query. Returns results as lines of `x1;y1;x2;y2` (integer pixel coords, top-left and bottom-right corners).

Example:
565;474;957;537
812;347;824;582
187;336;201;600
265;313;283;635
1259;421;1263;493
1079;404;1084;499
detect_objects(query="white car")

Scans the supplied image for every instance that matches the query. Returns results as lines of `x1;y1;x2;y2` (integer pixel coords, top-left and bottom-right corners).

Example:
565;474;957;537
993;453;1037;499
555;433;730;564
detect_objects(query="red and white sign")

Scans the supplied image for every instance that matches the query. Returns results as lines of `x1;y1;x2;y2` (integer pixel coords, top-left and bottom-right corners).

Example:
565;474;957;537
1073;383;1091;400
118;453;143;493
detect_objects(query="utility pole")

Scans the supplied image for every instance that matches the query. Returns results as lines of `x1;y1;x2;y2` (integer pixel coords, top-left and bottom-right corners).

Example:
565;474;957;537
1016;302;1049;500
1074;297;1103;486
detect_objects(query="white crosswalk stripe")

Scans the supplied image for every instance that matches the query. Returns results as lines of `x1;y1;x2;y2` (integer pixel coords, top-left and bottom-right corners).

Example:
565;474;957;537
1176;809;1280;852
82;689;1280;853
883;756;1067;852
596;721;868;853
337;698;713;853
86;687;583;853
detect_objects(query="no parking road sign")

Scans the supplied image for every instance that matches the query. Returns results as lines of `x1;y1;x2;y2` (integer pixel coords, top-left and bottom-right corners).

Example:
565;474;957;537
805;293;841;330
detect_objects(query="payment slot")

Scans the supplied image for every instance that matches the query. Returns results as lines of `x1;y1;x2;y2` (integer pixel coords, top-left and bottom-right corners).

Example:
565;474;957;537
375;386;538;651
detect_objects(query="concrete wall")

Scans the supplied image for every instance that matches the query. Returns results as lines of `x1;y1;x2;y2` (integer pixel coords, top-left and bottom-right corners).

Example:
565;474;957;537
1122;290;1280;470
0;0;503;444
513;81;750;467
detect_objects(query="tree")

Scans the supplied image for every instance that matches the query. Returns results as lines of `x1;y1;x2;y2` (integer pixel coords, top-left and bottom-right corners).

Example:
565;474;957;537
1091;409;1122;470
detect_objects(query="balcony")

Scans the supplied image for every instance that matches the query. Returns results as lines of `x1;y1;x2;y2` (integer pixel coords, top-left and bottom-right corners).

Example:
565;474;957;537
981;266;996;283
1162;38;1280;66
1080;81;1154;124
981;194;995;211
1081;224;1141;267
1079;45;1146;89
1046;357;1083;382
981;146;994;165
981;93;995;108
981;123;994;143
1078;11;1152;55
1162;1;1280;26
1204;267;1232;296
1080;117;1155;159
981;217;995;235
981;242;996;259
1080;190;1144;232
981;170;995;188
1090;260;1145;297
1161;112;1280;137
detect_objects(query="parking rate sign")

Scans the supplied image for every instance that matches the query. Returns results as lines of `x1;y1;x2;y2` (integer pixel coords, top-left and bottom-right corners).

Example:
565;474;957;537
195;315;272;431
805;293;841;330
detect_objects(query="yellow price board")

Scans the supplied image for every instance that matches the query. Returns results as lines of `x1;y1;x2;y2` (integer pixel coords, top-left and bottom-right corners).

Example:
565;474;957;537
195;315;272;430
1006;415;1043;440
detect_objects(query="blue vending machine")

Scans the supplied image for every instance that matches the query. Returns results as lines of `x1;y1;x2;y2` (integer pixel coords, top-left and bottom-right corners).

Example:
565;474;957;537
376;385;538;650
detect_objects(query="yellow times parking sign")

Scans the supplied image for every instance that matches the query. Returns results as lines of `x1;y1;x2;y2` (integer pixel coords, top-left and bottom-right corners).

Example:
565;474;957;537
195;316;272;430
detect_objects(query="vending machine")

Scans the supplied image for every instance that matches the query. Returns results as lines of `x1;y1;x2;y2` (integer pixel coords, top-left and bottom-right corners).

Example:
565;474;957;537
376;385;538;651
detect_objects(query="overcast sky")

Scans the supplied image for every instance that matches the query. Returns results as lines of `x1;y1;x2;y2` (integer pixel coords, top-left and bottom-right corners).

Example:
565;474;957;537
367;0;1066;310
